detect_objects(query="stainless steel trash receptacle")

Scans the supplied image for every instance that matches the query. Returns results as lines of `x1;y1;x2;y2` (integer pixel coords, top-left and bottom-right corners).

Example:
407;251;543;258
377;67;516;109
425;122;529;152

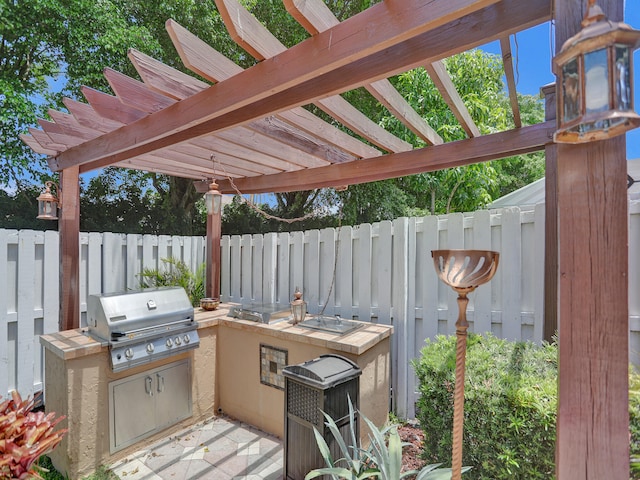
283;354;362;480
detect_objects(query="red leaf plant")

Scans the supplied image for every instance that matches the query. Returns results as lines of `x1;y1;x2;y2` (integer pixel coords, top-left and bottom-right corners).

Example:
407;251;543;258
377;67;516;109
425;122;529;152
0;391;67;479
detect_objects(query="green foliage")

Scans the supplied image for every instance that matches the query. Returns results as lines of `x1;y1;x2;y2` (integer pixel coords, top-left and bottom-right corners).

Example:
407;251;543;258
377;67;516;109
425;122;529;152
630;370;640;478
0;391;67;479
413;334;557;480
36;456;118;480
138;257;205;306
305;396;463;480
79;168;205;235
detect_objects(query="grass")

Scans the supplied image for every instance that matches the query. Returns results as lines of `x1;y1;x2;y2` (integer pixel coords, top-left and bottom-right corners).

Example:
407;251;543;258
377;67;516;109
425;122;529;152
36;456;119;480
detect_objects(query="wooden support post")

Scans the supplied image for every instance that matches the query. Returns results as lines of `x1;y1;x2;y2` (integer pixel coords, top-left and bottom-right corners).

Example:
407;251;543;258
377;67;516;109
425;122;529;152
206;210;221;299
59;166;80;331
541;82;558;342
554;1;629;478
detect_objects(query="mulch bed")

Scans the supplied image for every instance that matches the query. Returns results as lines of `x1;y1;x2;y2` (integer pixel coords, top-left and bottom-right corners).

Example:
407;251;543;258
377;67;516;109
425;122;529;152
398;422;428;475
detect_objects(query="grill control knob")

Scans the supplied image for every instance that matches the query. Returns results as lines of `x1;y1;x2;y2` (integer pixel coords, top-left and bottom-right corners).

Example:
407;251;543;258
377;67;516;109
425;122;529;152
183;334;190;344
166;338;173;348
175;336;182;346
146;343;154;354
124;348;134;359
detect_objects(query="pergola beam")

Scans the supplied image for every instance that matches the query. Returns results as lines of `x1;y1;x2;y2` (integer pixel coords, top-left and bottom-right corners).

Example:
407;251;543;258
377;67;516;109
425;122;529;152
210;120;555;194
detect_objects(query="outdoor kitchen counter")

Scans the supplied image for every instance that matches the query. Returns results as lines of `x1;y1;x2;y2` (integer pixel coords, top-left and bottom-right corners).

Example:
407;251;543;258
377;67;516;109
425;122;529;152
194;303;393;355
198;303;393;441
39;304;392;478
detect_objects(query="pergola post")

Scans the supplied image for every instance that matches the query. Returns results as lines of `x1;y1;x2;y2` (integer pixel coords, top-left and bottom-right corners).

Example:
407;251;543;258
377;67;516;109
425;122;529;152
206;209;221;300
59;166;80;331
554;0;629;478
541;83;558;342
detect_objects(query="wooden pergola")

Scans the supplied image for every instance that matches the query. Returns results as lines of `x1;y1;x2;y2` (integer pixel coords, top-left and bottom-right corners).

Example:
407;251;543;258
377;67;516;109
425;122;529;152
20;0;631;478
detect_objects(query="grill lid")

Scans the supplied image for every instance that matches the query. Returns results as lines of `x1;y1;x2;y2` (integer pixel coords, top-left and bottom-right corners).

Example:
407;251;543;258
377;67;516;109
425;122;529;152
87;286;194;342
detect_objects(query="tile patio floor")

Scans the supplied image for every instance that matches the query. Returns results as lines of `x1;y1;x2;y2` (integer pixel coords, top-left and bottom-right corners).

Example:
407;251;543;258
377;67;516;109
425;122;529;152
110;416;283;479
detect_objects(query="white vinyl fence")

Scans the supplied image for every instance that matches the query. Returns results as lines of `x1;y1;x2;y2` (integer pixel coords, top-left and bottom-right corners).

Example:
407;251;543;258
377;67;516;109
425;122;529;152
2;202;640;418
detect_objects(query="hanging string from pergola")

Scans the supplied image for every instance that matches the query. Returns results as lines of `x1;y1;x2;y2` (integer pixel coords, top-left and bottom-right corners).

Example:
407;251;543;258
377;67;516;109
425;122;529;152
211;154;318;224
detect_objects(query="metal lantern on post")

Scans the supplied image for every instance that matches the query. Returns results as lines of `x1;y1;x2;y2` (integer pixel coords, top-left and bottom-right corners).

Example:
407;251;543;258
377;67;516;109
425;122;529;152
37;181;60;220
290;288;306;325
553;0;640;143
205;179;222;215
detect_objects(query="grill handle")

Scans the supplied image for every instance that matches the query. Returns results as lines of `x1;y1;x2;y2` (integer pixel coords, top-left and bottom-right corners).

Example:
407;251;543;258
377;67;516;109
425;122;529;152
157;373;164;393
110;317;194;340
145;376;154;397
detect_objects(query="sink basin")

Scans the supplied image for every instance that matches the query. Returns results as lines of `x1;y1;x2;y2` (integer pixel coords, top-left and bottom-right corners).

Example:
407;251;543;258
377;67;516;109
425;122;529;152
298;315;362;335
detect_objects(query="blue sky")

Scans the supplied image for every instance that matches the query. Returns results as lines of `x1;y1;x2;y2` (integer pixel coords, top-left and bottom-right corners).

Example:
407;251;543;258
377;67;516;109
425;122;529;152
479;3;639;160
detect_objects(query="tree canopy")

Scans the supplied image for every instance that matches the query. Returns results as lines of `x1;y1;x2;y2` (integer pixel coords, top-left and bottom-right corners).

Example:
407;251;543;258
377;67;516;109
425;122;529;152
0;0;545;235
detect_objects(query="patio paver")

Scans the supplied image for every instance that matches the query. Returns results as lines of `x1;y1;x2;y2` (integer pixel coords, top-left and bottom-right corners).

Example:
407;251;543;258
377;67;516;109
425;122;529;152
110;416;283;480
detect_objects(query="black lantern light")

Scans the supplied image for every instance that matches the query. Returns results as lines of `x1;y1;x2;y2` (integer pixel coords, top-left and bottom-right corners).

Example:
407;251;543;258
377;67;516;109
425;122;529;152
36;181;60;220
554;0;640;143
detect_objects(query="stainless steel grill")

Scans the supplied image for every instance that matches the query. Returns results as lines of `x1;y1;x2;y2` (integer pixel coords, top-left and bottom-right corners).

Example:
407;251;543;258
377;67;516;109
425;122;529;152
87;287;199;372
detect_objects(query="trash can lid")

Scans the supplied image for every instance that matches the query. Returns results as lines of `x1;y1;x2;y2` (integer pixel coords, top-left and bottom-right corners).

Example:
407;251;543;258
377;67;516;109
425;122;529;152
283;354;362;389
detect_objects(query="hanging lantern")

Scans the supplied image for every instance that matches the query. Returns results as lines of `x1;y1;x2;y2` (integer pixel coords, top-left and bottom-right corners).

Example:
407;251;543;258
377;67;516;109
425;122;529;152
290;287;306;325
36;181;60;220
553;1;640;143
205;179;222;215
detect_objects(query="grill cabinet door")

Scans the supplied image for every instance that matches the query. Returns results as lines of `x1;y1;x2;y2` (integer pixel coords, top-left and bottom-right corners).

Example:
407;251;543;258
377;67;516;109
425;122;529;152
111;374;156;451
155;360;192;429
109;359;193;453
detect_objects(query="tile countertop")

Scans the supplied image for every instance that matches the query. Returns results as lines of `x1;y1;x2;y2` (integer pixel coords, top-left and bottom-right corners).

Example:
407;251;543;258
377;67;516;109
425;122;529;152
40;303;393;360
197;304;393;356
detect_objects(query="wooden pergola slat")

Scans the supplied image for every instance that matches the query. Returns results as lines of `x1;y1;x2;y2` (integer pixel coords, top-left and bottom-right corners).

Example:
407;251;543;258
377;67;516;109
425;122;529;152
62;98;124;132
424;61;481;137
19;134;58;156
81;87;147;124
500;36;523;128
104;68;176;113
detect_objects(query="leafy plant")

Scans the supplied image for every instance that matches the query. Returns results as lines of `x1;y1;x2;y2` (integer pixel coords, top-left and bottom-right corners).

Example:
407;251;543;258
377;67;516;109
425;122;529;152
36;456;119;480
630;370;640;479
138;257;206;306
0;391;67;480
305;396;467;480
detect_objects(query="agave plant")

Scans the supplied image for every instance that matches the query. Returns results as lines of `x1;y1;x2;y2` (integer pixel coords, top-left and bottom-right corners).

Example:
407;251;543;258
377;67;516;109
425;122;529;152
305;395;470;480
0;391;67;479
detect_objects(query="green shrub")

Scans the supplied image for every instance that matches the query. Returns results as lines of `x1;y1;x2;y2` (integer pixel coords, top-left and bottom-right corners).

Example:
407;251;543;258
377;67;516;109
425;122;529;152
413;333;557;480
138;257;206;307
630;371;640;479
